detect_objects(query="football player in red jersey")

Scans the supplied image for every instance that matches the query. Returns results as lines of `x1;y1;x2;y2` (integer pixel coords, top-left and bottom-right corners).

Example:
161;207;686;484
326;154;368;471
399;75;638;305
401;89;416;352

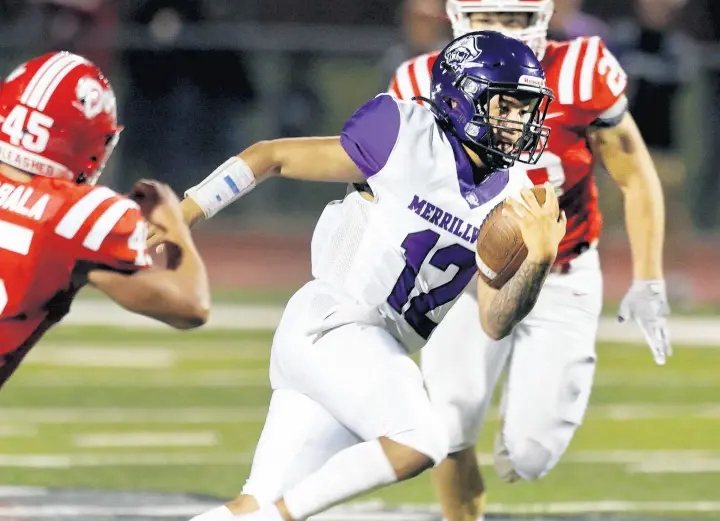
389;2;669;520
0;51;211;391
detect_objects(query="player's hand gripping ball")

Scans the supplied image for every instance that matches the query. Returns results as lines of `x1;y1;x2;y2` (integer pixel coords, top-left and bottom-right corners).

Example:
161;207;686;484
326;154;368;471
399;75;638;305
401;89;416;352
476;185;564;289
129;179;184;268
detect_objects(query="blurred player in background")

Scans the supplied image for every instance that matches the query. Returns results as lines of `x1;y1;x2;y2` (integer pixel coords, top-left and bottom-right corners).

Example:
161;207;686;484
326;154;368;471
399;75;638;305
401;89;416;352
388;2;670;520
0;52;211;391
166;31;564;521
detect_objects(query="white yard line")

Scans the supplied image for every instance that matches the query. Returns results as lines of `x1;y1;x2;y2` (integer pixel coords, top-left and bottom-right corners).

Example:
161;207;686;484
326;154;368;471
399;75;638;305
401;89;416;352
23;345;274;368
631;459;720;474
13;369;269;388
24;347;177;369
0;449;718;474
0;426;37;437
0;452;254;468
73;431;220;448
594;375;720;388
62;302;284;331
11;370;719;389
471;500;720;514
0;486;47;497
0;407;269;424
0;500;719;518
0;505;217;518
61;301;720;345
1;403;720;425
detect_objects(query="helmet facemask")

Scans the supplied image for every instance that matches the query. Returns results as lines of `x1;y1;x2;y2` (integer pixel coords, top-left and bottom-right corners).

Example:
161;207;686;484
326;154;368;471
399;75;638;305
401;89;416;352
457;75;552;168
446;0;554;59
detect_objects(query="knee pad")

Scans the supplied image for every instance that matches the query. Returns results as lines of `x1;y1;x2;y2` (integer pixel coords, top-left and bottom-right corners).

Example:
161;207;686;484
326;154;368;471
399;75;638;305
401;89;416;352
430;382;492;455
390;421;449;468
493;432;555;482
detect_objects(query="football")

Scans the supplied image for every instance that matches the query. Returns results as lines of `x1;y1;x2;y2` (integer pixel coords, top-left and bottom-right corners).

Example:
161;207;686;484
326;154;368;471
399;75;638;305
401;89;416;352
475;186;548;290
129;179;161;219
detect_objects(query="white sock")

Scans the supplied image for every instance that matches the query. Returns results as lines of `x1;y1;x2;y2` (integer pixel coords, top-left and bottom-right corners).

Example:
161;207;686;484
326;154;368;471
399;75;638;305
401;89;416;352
283;439;398;520
190;505;233;521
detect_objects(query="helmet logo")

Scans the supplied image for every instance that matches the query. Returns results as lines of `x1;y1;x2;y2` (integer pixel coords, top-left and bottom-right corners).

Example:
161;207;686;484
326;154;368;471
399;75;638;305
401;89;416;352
74;77;116;120
519;74;545;88
444;35;483;73
465;123;480;137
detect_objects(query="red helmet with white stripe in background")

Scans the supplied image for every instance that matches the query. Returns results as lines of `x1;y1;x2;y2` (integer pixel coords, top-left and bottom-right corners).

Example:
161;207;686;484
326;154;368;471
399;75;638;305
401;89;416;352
0;51;122;186
446;0;554;59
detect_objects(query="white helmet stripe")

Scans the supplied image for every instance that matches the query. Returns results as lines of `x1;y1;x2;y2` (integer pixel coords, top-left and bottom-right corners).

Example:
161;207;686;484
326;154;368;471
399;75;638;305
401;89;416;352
19;53;66;106
24;54;80;109
37;56;86;111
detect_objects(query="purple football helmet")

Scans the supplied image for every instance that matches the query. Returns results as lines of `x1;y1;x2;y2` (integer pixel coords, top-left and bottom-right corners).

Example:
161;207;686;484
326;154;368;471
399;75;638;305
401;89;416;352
427;30;554;169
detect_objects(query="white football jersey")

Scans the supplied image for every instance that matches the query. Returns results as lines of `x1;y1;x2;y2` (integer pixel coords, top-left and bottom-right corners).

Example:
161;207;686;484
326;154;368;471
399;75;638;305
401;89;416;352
310;94;531;353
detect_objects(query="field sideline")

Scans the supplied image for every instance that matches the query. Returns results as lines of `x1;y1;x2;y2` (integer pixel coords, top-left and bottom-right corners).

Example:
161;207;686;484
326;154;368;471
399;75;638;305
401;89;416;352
0;303;717;518
65;300;720;344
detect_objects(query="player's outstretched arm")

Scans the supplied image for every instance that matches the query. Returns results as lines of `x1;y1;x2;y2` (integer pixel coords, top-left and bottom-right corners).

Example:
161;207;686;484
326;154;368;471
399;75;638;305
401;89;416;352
89;181;211;329
588;113;664;281
172;137;365;230
477;185;567;340
588;112;670;364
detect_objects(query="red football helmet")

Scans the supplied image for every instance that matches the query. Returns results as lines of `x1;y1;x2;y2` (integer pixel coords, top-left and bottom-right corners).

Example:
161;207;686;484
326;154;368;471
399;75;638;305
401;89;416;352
446;0;554;59
0;51;122;185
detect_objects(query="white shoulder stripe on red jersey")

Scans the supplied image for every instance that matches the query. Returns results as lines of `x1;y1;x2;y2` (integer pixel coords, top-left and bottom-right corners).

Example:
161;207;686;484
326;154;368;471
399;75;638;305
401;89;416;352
393;55;435;102
558;38;583;105
394;60;416;101
413;55;432;100
579;37;601;103
83;198;139;252
389;79;401;98
55;186;117;240
0;219;33;255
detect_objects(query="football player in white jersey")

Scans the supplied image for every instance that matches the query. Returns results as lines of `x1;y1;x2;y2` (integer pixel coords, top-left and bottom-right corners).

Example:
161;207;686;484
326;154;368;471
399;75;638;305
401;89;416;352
388;2;670;521
160;31;564;521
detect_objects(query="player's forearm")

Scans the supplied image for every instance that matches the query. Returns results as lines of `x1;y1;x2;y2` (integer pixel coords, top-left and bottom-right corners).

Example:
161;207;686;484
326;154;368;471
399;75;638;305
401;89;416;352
90;270;210;329
162;232;212;323
244;137;361;183
185;138;362;221
591;114;665;280
479;255;552;340
89;236;210;329
620;168;665;280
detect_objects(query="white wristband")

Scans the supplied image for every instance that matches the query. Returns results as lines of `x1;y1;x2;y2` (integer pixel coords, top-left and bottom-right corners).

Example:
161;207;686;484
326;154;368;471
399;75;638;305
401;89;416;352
475;251;498;281
184;157;256;218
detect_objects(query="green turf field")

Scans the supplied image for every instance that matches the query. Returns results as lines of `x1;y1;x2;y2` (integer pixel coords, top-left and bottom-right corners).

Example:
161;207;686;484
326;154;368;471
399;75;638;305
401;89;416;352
0;325;718;517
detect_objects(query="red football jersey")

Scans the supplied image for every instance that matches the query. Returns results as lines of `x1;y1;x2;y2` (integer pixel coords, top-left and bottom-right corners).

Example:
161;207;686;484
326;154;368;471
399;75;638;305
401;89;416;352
389;37;628;263
0;174;151;387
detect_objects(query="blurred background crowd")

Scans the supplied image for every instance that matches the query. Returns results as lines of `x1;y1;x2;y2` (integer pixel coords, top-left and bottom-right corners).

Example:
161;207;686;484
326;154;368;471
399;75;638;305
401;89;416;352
0;1;717;275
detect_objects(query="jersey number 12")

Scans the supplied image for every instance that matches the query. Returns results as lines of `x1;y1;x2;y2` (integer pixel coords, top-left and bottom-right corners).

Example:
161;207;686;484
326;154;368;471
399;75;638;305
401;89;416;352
387;230;476;339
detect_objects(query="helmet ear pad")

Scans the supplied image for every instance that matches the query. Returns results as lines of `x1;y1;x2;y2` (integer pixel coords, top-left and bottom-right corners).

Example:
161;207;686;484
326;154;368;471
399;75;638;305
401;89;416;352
432;76;492;146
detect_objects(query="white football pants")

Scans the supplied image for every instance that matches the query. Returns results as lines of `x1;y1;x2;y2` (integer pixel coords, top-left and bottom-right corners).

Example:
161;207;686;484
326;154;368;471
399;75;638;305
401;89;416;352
421;248;602;481
241;280;449;503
